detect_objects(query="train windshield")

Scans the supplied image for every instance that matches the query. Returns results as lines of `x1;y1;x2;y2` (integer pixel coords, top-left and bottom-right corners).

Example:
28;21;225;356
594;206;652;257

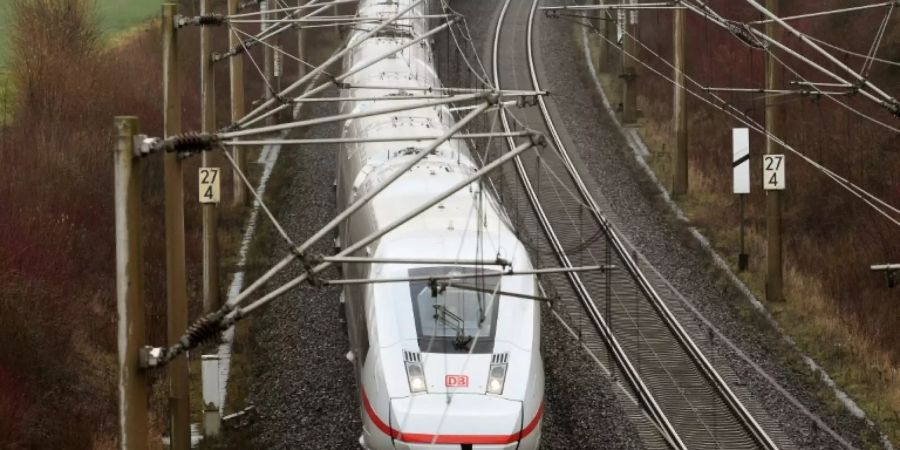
408;266;501;354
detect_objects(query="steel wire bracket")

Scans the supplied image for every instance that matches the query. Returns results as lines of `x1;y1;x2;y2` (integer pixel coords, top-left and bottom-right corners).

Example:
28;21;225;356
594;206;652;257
292;248;325;288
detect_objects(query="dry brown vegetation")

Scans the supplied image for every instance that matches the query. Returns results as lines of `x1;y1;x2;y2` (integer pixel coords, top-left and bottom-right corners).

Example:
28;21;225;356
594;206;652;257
621;0;899;442
0;0;266;447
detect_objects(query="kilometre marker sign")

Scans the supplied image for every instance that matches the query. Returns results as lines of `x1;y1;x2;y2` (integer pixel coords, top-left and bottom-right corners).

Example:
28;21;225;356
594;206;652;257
199;168;221;203
763;155;785;191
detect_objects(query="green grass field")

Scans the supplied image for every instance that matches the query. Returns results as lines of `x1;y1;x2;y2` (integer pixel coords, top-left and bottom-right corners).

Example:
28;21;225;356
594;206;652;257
0;0;161;67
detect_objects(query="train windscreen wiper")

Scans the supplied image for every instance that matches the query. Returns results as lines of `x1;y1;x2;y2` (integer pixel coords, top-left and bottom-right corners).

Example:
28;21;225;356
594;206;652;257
432;304;472;350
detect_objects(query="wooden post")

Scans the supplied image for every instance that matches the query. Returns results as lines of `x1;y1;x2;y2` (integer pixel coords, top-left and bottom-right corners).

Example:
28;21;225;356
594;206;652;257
672;5;688;195
201;0;221;315
765;0;784;301
621;0;638;125
162;5;191;450
228;0;248;206
115;116;148;450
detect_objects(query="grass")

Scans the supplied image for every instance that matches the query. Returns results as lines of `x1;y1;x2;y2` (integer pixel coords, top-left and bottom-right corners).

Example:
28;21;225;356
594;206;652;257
0;0;160;66
583;29;899;448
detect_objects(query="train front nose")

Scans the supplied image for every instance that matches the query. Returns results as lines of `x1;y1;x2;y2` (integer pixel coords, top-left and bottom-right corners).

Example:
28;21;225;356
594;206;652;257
388;394;531;450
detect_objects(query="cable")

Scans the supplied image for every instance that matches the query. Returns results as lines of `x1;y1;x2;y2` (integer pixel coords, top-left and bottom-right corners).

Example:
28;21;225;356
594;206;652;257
683;0;900;117
228;23;280;97
805;33;900;68
591;22;900;227
860;2;894;78
626;26;900;219
222;147;296;248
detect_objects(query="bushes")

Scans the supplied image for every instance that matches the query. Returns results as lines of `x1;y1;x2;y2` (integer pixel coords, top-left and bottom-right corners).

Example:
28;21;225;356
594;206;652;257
0;0;169;446
635;0;900;360
0;0;268;445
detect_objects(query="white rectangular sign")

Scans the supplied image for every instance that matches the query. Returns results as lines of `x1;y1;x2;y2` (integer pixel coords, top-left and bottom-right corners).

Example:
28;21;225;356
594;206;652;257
617;9;625;42
274;45;283;78
199;167;221;204
732;128;750;194
201;355;221;409
763;155;786;191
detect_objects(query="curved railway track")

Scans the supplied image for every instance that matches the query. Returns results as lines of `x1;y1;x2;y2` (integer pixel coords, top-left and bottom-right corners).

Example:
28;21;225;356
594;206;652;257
490;1;784;448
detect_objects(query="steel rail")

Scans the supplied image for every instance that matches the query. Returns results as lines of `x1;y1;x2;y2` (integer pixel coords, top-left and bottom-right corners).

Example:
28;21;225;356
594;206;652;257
492;1;684;449
523;1;779;449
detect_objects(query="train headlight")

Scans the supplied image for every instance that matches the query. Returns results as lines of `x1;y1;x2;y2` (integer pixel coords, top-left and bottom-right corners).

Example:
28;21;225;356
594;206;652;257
486;363;507;395
405;361;427;394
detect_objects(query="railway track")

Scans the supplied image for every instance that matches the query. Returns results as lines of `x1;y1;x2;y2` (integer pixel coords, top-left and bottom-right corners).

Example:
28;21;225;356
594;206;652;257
489;1;787;448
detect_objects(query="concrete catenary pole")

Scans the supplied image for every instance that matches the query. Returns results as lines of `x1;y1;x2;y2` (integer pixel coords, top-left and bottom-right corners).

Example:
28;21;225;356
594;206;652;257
201;0;221;314
297;0;307;80
621;0;638;125
672;4;688;196
162;5;191;450
229;0;248;206
597;0;610;72
264;0;276;125
115;116;148;450
765;0;784;302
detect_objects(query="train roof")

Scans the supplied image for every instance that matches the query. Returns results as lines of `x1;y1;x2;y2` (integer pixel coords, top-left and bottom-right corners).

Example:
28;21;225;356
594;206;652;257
361;157;518;256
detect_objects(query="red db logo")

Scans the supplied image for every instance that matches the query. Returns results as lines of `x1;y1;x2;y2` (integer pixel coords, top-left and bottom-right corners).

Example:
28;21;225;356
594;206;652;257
445;375;469;388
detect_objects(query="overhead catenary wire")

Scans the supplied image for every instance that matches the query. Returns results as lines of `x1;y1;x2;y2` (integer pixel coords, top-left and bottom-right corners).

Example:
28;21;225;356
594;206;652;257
221;130;530;146
144;0;558;374
553;10;900;227
225;0;355;19
666;2;900;134
239;16;461;128
229;24;324;75
216;0;334;62
859;1;894;78
805;33;900;68
685;0;900;116
228;14;449;24
220;92;485;139
747;1;898;24
150;138;540;368
222;148;296;248
601;23;900;227
234;0;428;127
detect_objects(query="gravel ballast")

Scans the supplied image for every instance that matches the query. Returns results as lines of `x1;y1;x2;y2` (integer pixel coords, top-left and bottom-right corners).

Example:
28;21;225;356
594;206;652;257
524;0;887;448
243;96;361;450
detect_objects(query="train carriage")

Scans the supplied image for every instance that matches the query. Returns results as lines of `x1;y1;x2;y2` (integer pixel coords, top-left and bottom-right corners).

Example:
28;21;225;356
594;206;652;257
336;1;544;449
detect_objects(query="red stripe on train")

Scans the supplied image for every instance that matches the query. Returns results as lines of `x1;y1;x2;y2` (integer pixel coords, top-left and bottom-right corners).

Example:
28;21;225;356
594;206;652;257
361;389;543;445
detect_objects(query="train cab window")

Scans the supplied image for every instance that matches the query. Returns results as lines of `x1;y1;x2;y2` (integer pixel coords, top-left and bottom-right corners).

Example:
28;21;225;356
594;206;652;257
408;267;500;354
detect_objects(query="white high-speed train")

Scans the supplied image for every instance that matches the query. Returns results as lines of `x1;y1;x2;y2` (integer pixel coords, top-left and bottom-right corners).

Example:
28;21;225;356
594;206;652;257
335;2;544;449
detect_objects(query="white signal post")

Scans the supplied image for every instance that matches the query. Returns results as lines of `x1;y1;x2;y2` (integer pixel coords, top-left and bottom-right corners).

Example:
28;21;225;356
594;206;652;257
733;128;750;270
